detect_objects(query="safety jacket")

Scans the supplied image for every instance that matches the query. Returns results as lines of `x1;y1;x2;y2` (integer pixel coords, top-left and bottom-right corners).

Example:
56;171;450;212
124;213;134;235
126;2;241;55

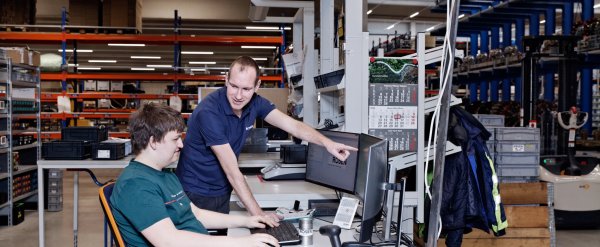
441;106;508;237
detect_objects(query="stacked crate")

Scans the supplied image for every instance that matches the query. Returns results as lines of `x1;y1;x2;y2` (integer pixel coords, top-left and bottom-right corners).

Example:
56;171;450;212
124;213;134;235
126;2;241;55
494;127;541;183
46;169;63;212
473;114;505;158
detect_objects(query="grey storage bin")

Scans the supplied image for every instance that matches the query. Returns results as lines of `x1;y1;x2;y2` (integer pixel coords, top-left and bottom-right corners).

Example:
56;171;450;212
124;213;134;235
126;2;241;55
496;153;539;165
474;114;505;127
497;164;539;177
48;169;63;179
498;176;540;183
47;203;63;212
496;141;540;153
495;127;540;141
48;195;62;204
48;187;62;196
48;178;62;188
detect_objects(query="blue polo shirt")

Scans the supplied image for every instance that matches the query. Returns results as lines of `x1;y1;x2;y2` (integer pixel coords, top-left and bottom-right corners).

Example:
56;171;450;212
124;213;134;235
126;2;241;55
176;87;275;196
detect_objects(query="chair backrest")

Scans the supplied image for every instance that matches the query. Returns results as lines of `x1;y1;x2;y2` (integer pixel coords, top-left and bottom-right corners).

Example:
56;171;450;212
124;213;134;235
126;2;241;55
99;182;126;247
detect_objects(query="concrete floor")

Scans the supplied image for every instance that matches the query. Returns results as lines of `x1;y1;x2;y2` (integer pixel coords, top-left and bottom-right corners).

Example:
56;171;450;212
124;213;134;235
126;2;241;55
1;169;599;247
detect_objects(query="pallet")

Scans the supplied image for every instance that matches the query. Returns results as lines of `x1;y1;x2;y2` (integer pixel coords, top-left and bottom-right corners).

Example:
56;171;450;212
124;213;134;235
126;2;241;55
1;26;29;32
64;27;138;35
436;182;555;247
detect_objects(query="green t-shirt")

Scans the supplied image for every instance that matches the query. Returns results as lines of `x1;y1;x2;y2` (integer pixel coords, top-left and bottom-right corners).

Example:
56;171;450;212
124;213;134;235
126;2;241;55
111;160;208;246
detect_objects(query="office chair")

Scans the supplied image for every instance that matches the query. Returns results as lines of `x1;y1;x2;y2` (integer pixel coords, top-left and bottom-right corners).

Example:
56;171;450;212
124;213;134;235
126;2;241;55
99;182;126;247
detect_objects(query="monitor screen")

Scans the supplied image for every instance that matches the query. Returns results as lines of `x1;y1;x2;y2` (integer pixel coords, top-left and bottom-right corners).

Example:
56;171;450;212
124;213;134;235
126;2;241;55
305;130;360;193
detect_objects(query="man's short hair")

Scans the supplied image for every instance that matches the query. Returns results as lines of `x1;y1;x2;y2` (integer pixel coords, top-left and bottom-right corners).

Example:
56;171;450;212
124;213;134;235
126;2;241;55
227;56;260;86
128;103;185;155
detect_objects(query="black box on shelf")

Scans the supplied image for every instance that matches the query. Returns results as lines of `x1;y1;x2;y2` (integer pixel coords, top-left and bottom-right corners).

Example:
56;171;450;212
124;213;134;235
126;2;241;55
42;140;91;160
313;69;344;89
92;140;126;160
0;202;24;226
61;126;108;143
280;144;307;164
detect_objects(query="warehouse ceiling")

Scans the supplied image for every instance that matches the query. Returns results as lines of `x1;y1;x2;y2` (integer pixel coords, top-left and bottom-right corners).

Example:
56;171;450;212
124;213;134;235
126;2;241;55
13;0;445;76
7;0;600;76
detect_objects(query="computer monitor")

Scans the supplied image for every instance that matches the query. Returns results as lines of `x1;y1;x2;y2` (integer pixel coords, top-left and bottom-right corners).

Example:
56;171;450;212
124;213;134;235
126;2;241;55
305;130;389;243
354;135;388;243
305;130;360;193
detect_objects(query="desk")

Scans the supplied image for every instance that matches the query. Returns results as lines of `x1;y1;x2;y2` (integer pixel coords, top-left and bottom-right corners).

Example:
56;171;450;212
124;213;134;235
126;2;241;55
36;154;334;247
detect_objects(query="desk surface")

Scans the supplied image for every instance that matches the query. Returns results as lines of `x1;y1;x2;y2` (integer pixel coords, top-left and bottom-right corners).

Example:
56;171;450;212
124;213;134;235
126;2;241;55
36;152;281;169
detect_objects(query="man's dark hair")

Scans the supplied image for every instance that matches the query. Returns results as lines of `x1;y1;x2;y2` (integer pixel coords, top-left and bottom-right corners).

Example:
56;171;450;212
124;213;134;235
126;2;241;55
227;56;260;85
128;103;185;155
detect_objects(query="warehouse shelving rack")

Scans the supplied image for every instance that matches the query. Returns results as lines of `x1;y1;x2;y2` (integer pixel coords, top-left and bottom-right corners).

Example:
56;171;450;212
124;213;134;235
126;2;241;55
0;58;41;226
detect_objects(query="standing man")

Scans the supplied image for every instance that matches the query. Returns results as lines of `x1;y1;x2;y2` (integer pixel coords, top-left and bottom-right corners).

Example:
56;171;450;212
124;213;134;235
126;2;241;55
176;56;357;222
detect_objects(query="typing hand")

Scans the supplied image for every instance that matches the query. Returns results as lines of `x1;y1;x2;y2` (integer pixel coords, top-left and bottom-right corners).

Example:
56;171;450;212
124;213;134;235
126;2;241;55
243;233;280;247
248;214;280;228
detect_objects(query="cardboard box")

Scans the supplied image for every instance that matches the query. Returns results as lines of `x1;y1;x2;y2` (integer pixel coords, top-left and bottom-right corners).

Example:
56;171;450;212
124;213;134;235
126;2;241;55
29;50;40;66
425;35;436;48
103;0;142;33
1;47;29;65
69;0;100;26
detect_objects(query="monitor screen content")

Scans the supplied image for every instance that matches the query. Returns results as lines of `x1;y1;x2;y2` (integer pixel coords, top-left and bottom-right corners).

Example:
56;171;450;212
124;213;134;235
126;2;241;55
305;130;360;193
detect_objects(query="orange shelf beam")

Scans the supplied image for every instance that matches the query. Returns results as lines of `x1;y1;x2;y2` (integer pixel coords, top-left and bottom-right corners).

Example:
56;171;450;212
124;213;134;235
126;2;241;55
41;112;190;119
40;73;282;82
36;131;186;140
0;32;282;45
41;93;198;100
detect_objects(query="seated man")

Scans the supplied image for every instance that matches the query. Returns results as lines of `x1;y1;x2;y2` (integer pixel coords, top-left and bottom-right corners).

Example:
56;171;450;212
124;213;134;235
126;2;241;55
110;103;279;246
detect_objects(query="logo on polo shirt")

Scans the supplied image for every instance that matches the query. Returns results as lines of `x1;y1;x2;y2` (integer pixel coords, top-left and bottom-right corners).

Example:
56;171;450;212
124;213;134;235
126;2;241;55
245;125;254;131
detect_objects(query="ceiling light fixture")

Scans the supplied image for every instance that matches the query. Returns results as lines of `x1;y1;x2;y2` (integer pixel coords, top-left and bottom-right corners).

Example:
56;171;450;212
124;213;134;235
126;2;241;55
367;9;373;15
409;12;419;18
88;60;117;63
189;61;216;65
191;68;207;72
595;3;600;8
77;67;101;70
131;56;161;59
241;45;277;49
458;14;465;19
146;64;172;68
252;57;268;61
57;49;93;53
540;20;546;24
426;26;436;32
386;24;396;30
108;43;146;47
131;67;155;71
67;63;79;67
181;51;214;55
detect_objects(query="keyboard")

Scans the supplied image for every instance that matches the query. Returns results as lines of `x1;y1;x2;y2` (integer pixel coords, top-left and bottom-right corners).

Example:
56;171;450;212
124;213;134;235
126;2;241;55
250;221;300;244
